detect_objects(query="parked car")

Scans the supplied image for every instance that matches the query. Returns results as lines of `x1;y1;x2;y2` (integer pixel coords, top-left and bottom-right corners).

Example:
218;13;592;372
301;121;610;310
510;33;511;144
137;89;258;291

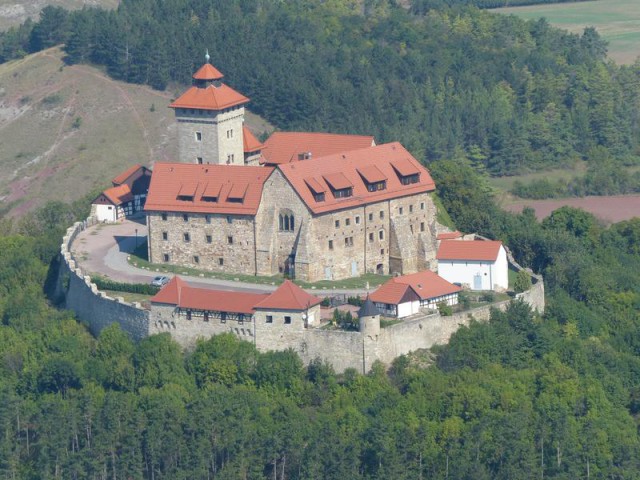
151;275;170;287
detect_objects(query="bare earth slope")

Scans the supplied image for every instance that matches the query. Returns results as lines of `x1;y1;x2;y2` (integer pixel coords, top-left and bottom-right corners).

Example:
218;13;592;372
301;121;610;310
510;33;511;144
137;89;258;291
0;0;117;31
0;47;273;217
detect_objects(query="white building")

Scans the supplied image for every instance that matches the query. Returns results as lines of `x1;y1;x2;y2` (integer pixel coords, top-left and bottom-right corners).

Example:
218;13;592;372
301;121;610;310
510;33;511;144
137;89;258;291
370;270;461;318
436;240;508;291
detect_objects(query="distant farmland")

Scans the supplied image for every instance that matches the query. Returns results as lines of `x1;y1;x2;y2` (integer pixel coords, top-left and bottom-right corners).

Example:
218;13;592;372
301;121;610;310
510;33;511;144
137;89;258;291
493;0;640;64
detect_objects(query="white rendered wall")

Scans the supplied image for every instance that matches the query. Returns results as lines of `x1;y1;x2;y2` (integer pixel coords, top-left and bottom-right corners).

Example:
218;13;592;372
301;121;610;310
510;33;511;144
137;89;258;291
438;246;508;291
397;300;420;318
95;204;117;222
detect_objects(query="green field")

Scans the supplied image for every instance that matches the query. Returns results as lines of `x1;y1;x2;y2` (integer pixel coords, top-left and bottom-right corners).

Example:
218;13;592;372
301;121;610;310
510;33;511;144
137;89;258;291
493;0;640;64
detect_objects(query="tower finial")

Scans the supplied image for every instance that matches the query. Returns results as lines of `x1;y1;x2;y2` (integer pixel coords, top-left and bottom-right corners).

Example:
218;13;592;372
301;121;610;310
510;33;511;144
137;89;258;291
205;49;210;63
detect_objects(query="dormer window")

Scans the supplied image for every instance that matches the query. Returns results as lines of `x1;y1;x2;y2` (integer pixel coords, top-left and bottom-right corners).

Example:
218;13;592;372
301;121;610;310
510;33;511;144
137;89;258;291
367;181;386;192
177;194;194;201
305;177;327;203
314;192;325;202
202;183;221;203
333;187;353;199
400;173;419;185
227;183;247;204
178;182;198;202
323;173;353;199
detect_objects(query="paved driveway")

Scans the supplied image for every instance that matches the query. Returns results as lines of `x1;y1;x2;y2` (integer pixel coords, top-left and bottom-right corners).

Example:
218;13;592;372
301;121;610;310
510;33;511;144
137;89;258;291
71;217;367;296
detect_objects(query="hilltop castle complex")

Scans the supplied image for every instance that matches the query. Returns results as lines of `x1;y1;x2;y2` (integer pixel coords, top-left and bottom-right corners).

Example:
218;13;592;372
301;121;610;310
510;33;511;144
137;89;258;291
143;56;445;282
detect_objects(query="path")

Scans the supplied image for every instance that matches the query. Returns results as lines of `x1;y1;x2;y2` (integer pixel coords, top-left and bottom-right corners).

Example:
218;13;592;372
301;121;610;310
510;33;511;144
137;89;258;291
71;218;369;296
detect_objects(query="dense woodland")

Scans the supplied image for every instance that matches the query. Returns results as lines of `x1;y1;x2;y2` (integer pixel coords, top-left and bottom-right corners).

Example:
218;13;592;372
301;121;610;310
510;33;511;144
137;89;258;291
2;0;640;478
412;0;595;10
0;0;638;179
2;163;640;478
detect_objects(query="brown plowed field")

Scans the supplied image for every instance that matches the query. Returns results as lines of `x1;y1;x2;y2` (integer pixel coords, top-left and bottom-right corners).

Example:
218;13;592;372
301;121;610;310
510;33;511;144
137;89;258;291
504;195;640;224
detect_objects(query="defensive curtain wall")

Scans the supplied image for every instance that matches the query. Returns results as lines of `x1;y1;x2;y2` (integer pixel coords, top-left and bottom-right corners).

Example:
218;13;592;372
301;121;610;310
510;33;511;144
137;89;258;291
56;217;545;373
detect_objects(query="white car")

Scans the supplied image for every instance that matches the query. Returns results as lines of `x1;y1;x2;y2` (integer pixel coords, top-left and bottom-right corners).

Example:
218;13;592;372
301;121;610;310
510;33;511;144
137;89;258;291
151;275;170;287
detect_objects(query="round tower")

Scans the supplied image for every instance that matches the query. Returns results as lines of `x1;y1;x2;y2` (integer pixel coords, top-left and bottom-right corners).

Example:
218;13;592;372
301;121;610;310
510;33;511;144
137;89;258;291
169;51;249;166
358;295;380;337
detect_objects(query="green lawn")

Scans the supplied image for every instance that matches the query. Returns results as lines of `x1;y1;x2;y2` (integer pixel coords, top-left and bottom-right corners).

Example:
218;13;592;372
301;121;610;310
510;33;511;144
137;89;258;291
493;0;640;64
129;241;391;290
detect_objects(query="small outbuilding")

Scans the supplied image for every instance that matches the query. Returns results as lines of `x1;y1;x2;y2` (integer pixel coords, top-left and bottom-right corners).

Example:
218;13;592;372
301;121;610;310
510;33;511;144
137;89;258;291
93;165;151;222
370;270;461;318
437;240;508;291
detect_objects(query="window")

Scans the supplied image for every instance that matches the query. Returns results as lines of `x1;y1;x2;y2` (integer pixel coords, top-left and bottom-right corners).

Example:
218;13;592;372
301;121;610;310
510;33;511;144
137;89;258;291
379;230;385;240
421;202;425;210
161;213;168;221
204;312;209;322
177;194;193;201
163;253;170;262
345;237;353;247
314;192;325;202
333;187;353;198
226;216;232;224
335;220;340;228
219;258;224;266
380;211;384;219
193;255;199;264
368;213;373;221
366;181;386;192
369;232;374;242
420;222;425;232
186;310;192;320
380;249;385;255
195;131;202;141
197;157;203;164
227;236;233;244
399;207;404;215
183;232;190;242
328;240;333;250
226;154;235;164
355;216;360;225
400;173;419;185
206;234;212;244
205;215;211;224
266;315;273;323
162;231;168;241
107;206;112;210
227;129;233;138
279;212;295;231
183;214;189;222
409;205;413;213
345;218;350;226
284;316;292;324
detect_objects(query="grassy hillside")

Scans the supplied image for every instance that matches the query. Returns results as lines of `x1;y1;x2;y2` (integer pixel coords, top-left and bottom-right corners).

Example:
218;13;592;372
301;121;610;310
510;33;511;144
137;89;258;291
493;0;640;64
0;0;118;31
0;47;273;217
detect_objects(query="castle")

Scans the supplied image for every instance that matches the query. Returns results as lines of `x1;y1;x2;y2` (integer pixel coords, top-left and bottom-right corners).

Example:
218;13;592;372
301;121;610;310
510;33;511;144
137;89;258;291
144;56;444;282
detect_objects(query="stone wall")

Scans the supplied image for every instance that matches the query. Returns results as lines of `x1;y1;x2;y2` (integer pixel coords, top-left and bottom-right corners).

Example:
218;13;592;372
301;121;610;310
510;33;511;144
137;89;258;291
175;106;245;165
57;218;150;341
59;217;546;373
148;211;256;274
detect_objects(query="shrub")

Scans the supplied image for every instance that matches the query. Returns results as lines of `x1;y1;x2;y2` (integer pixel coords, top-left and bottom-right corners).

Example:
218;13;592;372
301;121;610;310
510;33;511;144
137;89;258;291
514;270;532;293
438;301;453;316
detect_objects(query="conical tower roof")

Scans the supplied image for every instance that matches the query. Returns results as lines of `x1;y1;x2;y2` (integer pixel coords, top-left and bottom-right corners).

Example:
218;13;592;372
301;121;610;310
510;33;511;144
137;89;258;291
358;295;379;318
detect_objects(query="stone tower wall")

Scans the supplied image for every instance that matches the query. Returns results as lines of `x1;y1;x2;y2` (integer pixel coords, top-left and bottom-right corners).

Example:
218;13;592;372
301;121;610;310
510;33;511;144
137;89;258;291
175;106;245;165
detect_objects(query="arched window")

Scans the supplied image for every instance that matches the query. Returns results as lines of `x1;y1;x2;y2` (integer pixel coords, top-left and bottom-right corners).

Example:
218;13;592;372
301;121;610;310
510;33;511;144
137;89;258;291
279;210;295;232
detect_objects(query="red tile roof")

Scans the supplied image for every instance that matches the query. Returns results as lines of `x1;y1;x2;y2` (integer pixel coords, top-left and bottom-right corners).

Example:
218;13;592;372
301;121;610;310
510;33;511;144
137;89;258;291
371;270;461;305
192;63;224;81
150;276;187;305
437;240;504;262
144;163;274;215
102;184;133;205
254;280;321;310
358;165;387;184
243;125;264;153
151;276;268;314
261;132;375;165
170;83;249;111
278;142;436;214
112;164;145;186
437;231;463;240
150;277;319;313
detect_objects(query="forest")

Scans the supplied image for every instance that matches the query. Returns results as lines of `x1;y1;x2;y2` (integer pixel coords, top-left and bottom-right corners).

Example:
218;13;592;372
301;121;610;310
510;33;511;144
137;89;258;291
2;161;640;478
2;0;640;477
0;0;637;179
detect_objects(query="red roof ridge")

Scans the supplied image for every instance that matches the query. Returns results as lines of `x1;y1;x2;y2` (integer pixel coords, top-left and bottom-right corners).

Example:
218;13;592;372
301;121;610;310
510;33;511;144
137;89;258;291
112;164;144;186
254;279;321;310
243;125;264;153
